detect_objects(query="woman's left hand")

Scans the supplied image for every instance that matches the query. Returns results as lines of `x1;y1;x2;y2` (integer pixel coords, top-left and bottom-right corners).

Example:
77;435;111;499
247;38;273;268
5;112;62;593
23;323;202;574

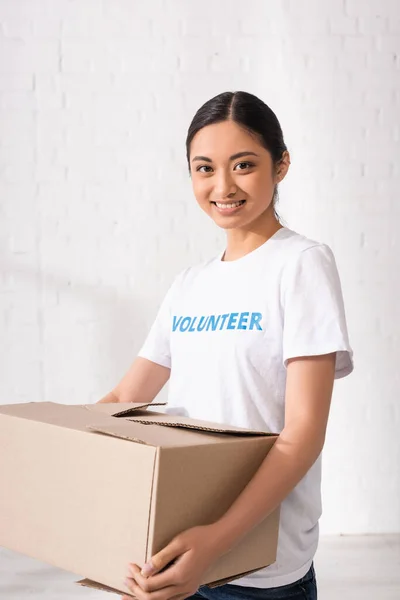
122;524;225;600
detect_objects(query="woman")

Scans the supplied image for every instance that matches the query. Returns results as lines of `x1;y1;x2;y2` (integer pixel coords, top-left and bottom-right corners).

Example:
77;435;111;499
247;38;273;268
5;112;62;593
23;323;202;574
100;91;353;600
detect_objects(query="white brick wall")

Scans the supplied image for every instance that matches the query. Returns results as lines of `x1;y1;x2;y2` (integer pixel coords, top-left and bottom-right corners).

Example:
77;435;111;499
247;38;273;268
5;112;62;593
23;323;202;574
0;0;399;535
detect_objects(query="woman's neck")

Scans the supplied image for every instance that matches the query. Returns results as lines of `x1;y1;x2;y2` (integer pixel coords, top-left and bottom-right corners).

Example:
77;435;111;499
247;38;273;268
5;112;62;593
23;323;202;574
222;218;283;262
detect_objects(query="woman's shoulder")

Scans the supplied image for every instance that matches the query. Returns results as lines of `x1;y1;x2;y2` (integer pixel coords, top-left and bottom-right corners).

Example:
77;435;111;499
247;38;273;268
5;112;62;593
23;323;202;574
277;227;336;269
279;227;329;254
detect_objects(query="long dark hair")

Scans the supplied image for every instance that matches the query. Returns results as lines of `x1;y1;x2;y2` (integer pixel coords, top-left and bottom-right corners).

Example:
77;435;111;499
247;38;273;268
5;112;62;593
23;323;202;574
185;91;288;220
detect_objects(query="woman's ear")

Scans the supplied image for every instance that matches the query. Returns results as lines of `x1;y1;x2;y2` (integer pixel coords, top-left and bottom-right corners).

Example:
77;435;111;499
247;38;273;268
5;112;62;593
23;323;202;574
275;150;291;183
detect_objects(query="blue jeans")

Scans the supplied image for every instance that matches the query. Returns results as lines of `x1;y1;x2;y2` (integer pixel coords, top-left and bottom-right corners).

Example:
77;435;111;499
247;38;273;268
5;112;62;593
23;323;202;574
189;564;317;600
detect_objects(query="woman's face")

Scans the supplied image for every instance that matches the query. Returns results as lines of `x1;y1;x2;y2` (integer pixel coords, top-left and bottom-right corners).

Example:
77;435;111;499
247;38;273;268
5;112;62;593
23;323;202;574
189;120;290;230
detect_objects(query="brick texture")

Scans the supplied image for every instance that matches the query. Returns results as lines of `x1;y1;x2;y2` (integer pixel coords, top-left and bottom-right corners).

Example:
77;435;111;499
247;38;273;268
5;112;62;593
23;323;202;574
0;0;399;535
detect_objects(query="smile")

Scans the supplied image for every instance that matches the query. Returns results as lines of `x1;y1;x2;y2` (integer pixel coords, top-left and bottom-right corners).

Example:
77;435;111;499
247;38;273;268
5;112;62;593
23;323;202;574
212;200;246;211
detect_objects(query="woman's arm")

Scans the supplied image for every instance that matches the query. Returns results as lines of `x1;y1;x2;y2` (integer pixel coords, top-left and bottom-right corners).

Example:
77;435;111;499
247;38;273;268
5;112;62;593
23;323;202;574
211;351;335;552
123;352;336;600
97;356;171;404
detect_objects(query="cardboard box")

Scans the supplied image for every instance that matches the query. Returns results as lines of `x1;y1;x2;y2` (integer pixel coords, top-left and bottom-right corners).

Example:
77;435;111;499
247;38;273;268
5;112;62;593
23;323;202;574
0;401;280;596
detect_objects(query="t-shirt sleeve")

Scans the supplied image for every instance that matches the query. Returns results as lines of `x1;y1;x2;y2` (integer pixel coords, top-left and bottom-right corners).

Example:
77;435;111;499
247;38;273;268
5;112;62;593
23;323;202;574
281;243;354;379
137;271;184;369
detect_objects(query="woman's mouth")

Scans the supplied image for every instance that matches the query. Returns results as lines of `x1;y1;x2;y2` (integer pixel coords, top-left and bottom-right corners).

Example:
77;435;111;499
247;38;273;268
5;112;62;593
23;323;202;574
211;200;246;214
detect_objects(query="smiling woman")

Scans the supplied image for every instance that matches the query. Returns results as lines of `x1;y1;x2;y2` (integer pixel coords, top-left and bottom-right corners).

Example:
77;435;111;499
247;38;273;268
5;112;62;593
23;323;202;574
186;91;290;251
101;91;354;600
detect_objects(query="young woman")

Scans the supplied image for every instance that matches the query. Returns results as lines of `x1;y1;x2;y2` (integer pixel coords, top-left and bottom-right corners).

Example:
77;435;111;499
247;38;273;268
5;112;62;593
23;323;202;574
100;91;353;600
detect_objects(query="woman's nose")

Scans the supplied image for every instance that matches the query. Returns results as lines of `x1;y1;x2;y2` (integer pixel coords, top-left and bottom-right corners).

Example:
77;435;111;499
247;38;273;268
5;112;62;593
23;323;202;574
213;174;237;200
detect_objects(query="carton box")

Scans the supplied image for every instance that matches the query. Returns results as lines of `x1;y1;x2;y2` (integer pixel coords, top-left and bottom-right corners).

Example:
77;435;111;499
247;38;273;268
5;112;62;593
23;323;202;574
0;401;280;596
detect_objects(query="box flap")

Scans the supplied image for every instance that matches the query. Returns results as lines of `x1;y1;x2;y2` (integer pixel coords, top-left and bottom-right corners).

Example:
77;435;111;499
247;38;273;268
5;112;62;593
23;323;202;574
87;422;151;445
0;401;166;426
77;578;134;596
88;420;226;447
127;413;271;436
0;402;113;432
87;413;275;448
0;401;60;419
84;402;166;418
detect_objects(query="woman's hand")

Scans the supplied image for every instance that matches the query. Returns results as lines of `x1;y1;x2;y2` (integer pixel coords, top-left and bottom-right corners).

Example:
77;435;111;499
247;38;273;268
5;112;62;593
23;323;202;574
122;524;225;600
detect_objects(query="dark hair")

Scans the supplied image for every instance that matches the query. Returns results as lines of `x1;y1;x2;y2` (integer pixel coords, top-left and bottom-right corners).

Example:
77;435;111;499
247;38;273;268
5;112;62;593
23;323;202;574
185;91;288;221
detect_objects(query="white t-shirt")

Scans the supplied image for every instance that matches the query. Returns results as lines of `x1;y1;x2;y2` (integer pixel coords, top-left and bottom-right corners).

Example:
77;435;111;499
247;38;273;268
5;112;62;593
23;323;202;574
137;226;354;588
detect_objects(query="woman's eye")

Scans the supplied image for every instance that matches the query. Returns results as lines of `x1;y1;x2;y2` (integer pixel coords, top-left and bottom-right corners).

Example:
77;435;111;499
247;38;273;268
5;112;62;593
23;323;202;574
235;162;254;170
196;162;254;173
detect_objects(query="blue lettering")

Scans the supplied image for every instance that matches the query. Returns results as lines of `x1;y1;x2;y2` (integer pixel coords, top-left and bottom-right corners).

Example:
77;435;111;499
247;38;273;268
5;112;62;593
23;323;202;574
238;312;249;330
219;314;229;330
188;317;197;332
227;312;239;330
173;312;263;332
249;312;262;330
207;315;221;331
197;316;208;331
172;315;182;332
180;317;191;332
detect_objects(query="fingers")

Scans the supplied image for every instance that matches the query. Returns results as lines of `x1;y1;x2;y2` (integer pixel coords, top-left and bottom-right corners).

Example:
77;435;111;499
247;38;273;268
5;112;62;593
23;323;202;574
125;574;182;600
143;538;184;577
129;563;179;593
